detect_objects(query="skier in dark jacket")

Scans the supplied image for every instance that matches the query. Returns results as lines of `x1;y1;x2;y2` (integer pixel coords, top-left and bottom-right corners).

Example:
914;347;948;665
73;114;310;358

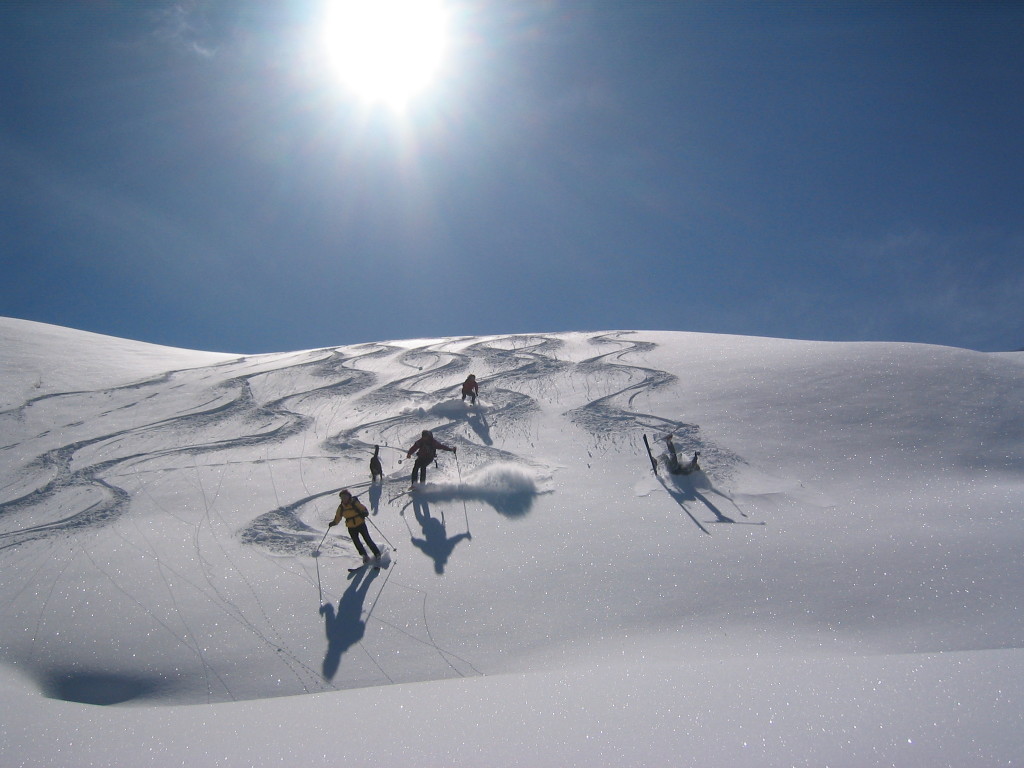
405;430;455;487
328;489;380;562
461;374;479;405
663;435;700;474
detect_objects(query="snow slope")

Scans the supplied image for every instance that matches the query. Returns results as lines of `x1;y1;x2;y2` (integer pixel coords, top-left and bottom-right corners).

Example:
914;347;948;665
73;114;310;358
1;317;1022;767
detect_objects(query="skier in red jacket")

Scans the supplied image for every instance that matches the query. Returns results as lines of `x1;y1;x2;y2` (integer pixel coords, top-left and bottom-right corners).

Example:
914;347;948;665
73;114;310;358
405;430;455;487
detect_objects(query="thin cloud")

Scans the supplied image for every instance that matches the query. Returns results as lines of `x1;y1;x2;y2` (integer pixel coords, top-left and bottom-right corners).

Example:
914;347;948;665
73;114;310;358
150;1;226;58
836;228;1024;350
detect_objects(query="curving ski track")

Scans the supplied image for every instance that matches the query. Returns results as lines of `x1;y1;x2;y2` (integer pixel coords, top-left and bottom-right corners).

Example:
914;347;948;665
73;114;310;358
0;331;761;704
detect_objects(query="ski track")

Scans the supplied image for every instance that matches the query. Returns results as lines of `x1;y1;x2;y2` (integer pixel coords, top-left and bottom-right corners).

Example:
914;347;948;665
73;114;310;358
0;331;778;704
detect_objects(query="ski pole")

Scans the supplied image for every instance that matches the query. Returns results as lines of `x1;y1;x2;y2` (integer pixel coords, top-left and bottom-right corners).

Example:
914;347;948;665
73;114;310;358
455;450;471;536
316;527;331;551
315;554;324;605
367;516;396;551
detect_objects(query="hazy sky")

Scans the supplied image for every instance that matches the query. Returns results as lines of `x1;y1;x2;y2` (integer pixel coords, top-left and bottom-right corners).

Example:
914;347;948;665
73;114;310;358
3;1;1022;353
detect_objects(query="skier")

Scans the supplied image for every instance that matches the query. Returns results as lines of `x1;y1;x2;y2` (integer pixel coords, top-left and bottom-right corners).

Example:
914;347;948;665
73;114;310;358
461;374;479;405
405;430;456;487
369;445;383;483
664;435;700;474
328;489;380;562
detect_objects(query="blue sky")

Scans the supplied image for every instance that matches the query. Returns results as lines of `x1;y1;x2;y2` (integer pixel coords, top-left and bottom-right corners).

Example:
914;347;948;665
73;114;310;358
2;1;1022;354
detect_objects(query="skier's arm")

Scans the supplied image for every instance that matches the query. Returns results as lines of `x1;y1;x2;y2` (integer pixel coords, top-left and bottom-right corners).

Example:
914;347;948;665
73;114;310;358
426;436;453;453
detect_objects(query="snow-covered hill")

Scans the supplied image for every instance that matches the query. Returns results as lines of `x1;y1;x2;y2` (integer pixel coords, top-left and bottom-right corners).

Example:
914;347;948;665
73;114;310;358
1;317;1022;767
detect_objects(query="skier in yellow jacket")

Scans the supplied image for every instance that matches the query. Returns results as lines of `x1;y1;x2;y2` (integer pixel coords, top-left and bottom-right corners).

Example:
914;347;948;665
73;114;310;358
328;489;381;562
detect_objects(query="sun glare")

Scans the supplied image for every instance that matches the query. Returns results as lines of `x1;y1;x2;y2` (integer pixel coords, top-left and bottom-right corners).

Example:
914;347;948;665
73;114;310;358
322;0;450;108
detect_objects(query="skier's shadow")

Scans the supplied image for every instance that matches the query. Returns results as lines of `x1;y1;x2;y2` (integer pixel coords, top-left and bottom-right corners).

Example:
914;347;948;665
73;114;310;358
660;472;762;534
319;567;379;680
465;406;492;446
658;474;712;535
405;496;471;575
368;482;383;513
690;473;765;527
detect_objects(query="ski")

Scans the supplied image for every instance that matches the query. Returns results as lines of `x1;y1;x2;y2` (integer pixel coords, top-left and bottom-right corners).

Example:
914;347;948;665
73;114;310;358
348;564;379;574
388;488;414;503
348;559;381;574
347;546;391;574
642;434;658;473
390;483;431;503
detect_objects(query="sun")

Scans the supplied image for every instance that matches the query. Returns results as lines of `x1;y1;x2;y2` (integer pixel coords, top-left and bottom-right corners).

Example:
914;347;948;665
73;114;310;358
321;0;450;108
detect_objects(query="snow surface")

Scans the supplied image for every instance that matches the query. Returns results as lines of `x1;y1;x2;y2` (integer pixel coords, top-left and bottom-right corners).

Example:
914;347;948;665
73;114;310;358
1;317;1022;767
